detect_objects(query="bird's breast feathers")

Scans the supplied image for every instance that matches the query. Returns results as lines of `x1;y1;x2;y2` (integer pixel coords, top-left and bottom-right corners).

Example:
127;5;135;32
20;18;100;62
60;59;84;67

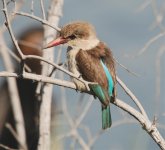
67;47;87;91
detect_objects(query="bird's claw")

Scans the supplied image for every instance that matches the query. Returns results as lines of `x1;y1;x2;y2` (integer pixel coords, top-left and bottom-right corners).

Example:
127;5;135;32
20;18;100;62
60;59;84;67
17;73;23;79
74;83;79;92
78;74;82;78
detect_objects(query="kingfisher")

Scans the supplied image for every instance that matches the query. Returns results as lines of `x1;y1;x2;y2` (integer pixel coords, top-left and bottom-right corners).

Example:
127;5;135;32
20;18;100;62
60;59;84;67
44;21;116;129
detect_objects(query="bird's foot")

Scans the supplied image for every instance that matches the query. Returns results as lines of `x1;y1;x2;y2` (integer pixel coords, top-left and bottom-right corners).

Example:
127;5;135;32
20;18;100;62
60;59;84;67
78;74;82;78
73;77;98;92
110;96;116;103
74;83;80;92
18;60;25;79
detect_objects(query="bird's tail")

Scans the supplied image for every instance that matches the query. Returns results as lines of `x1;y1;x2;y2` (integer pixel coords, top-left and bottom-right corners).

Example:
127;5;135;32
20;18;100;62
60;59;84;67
102;105;112;129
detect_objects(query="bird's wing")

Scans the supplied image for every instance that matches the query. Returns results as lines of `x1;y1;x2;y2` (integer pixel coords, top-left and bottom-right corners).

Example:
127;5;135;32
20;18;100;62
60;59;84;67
76;42;116;102
76;45;108;88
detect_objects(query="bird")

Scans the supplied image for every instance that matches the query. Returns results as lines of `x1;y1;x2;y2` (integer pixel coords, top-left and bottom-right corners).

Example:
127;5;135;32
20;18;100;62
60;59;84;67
44;21;116;129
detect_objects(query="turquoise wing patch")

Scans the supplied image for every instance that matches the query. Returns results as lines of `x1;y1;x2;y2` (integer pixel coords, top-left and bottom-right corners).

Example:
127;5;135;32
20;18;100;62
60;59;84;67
100;60;114;96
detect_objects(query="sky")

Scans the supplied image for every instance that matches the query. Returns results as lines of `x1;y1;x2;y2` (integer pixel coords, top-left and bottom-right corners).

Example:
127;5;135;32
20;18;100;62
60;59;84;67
0;0;165;150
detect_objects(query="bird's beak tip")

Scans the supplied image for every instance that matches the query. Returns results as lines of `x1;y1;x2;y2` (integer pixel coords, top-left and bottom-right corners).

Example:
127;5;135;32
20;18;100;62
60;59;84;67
42;37;68;50
42;44;52;49
42;45;48;49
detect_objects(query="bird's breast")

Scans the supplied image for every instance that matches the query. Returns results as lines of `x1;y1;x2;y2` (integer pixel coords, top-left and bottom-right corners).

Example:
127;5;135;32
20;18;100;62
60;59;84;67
67;47;87;91
67;47;80;74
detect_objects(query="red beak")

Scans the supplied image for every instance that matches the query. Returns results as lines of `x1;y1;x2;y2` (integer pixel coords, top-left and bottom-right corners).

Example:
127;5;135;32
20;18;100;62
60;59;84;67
43;37;68;49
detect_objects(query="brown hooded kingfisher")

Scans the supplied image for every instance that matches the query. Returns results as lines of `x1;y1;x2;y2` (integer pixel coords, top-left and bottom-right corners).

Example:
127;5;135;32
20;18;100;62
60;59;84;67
44;21;116;129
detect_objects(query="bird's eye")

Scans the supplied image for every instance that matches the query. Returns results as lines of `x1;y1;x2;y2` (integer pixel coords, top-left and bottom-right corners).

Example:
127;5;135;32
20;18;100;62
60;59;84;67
68;34;76;40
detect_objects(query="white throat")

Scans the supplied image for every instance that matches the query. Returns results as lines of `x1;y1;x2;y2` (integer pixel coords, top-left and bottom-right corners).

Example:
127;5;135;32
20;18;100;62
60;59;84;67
68;37;100;50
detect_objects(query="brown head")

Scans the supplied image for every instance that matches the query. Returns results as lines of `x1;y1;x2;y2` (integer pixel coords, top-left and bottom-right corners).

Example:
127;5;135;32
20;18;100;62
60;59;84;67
44;21;99;50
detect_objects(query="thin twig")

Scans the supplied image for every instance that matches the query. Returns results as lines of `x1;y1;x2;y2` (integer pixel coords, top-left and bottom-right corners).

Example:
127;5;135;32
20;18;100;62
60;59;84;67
155;46;165;115
115;57;140;77
0;0;24;35
31;0;34;15
150;0;165;31
13;11;61;31
79;124;92;142
117;76;148;119
136;0;151;12
6;47;31;72
24;54;94;91
60;71;90;150
0;144;19;150
2;0;24;59
5;124;26;150
125;31;165;58
60;72;74;127
40;0;46;19
75;96;93;127
88;118;137;147
137;31;165;56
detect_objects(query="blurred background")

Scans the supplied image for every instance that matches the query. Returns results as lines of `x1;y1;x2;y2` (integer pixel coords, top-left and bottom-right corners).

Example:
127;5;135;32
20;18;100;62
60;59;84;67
0;0;165;150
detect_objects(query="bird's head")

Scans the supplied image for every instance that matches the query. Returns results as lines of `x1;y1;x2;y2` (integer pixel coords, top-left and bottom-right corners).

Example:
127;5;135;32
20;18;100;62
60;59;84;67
44;21;99;50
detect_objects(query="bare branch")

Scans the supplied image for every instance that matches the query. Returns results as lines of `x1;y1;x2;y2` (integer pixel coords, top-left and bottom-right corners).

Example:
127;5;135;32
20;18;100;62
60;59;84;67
88;118;137;147
6;46;31;72
150;0;165;31
75;96;93;127
114;98;165;150
13;11;61;31
2;0;24;59
117;76;148;119
5;124;26;150
136;0;151;12
0;28;27;149
0;71;76;89
40;0;46;19
31;0;34;15
137;31;165;56
24;54;93;90
59;71;90;150
115;57;140;77
126;31;165;58
155;46;165;115
0;69;165;149
58;77;92;149
0;0;24;34
0;144;19;150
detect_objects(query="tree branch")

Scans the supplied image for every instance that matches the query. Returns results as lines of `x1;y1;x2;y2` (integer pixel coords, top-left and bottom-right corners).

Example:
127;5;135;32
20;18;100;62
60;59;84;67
1;2;27;149
116;76;148;119
13;11;61;31
114;98;165;150
37;0;63;149
0;69;165;149
2;0;24;59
